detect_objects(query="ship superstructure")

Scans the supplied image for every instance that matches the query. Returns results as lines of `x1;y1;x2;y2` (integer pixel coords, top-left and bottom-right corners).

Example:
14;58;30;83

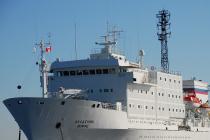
3;28;210;140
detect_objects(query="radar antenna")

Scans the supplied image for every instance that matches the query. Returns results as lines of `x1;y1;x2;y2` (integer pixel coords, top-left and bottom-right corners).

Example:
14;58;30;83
139;49;145;69
95;26;123;54
156;9;171;73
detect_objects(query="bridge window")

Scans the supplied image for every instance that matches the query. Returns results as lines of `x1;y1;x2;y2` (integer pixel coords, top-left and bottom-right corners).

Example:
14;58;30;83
70;71;76;76
76;70;82;75
63;71;69;76
83;70;89;75
103;69;108;74
89;69;95;75
96;69;102;74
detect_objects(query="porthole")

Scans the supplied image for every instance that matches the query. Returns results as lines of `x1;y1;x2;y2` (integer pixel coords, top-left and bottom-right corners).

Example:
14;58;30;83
39;101;44;105
17;100;22;104
92;104;95;108
61;101;65;105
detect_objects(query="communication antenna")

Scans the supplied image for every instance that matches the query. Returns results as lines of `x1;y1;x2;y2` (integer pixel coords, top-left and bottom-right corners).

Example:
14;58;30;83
156;9;171;73
74;23;78;60
108;26;123;46
35;40;52;98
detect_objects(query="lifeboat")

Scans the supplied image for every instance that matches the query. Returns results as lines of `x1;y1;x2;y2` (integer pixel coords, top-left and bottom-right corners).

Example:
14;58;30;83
184;95;201;107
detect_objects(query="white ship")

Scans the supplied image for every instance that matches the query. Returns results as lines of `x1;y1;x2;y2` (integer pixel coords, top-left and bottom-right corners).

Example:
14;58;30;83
3;27;210;140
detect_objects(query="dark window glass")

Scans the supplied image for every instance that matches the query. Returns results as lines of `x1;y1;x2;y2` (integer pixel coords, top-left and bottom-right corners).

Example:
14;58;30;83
96;69;102;74
103;69;108;74
63;71;69;76
133;78;136;81
89;69;95;75
104;89;109;92
83;70;89;75
70;71;76;76
77;70;82;75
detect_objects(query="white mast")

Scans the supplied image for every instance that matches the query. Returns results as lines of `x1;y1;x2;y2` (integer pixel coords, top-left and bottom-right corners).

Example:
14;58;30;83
36;40;50;98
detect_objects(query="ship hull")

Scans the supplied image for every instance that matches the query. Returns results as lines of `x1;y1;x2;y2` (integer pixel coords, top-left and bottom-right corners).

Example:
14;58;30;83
3;97;210;140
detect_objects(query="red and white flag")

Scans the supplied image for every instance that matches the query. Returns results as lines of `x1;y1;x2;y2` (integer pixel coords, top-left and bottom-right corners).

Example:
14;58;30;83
45;46;52;53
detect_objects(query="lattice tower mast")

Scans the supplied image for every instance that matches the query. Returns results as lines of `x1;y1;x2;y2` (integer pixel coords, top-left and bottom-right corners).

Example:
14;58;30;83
156;10;171;73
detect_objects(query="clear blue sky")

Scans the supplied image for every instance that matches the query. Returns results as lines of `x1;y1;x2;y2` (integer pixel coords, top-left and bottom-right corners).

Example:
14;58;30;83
1;0;210;139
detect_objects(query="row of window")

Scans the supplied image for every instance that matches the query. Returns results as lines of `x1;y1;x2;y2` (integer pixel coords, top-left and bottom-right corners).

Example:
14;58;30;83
130;89;182;99
129;104;185;113
87;89;114;93
159;77;181;84
56;68;116;77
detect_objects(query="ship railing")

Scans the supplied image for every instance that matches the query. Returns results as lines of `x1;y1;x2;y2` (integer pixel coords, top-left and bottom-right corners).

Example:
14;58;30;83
91;47;124;56
146;65;181;76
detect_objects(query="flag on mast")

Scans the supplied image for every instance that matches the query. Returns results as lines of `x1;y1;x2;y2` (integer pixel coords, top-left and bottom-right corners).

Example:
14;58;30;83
46;46;52;53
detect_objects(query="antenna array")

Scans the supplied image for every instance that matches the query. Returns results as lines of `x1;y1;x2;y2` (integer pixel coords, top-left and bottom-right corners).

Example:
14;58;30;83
156;9;171;73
